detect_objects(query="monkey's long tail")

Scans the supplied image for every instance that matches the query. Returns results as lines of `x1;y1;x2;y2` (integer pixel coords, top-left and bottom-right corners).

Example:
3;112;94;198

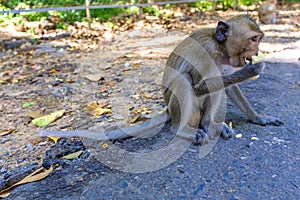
39;111;171;141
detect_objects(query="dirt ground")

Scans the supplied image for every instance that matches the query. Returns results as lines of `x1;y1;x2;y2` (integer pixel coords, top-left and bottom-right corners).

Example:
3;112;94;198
0;5;300;199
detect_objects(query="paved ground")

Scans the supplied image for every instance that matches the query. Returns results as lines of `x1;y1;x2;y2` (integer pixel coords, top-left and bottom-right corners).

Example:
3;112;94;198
7;39;300;199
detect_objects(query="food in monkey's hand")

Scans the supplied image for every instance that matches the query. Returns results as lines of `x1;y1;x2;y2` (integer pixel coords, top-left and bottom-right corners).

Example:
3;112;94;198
245;51;267;80
251;51;266;64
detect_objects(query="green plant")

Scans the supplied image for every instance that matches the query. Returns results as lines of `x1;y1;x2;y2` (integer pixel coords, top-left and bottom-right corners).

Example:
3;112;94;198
189;1;213;12
143;5;161;16
7;0;299;29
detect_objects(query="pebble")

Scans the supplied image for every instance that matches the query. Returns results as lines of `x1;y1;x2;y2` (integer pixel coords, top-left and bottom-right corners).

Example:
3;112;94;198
251;136;259;141
1;138;9;144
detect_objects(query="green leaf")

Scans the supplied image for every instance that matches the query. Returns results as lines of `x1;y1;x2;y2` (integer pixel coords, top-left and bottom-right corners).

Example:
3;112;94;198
62;150;83;160
22;101;37;108
32;109;65;127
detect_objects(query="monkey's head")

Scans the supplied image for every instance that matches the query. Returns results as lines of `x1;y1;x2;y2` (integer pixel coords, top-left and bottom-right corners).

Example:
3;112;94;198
215;15;264;67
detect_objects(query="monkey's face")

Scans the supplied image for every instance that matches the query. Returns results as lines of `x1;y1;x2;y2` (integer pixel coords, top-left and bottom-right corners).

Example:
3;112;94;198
223;17;264;67
227;32;264;67
239;34;264;66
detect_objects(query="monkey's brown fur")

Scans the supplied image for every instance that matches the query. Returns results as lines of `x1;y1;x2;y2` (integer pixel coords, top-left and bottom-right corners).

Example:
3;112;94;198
40;15;283;145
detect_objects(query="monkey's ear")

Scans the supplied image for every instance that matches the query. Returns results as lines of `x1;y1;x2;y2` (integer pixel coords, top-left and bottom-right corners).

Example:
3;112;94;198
215;21;231;42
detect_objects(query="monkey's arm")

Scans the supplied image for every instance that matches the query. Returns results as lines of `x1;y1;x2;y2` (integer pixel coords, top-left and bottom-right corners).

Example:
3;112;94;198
226;85;283;126
39;111;171;140
226;85;257;121
193;62;264;96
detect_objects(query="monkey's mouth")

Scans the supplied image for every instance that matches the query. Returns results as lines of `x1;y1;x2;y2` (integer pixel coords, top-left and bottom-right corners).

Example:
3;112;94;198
244;52;267;65
244;57;252;64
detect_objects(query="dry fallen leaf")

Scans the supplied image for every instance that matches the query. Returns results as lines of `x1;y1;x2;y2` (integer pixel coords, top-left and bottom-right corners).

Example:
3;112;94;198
142;92;152;99
11;78;18;83
86;103;112;116
123;53;135;58
0;166;53;198
129;115;149;124
130;115;141;123
134;62;141;67
122;66;131;71
133;106;151;115
0;129;15;136
47;136;60;143
27;111;42;119
0;80;7;84
62;150;83;159
32;109;65;127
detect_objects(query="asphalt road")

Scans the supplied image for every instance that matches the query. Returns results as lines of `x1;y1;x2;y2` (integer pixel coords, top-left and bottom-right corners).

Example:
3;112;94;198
8;45;300;200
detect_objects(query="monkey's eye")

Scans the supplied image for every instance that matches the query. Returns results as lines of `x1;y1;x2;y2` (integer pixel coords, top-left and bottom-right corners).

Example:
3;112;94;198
251;36;259;42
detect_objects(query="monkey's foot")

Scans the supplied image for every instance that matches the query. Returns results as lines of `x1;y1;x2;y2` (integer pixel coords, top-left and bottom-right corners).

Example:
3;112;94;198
252;115;284;126
192;129;209;145
221;124;234;139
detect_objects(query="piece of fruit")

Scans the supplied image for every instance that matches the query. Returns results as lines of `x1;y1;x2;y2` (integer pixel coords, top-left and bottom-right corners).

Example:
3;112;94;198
251;51;266;64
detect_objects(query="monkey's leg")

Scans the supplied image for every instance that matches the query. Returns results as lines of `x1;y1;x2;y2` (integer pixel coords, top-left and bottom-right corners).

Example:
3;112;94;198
167;91;207;145
198;92;234;143
226;85;283;126
164;72;209;145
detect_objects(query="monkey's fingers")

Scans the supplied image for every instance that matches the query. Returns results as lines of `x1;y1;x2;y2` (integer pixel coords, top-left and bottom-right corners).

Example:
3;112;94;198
192;129;209;145
220;124;234;139
252;115;284;126
267;117;284;126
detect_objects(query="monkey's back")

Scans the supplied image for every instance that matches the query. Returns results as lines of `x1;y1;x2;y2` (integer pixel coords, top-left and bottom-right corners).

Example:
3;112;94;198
162;28;222;90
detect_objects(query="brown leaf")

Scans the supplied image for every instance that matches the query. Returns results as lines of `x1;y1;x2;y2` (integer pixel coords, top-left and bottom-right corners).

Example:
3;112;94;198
107;81;116;86
27;111;42;119
50;69;58;74
0;129;15;136
134;62;141;67
123;53;135;58
86;102;112;116
122;67;131;72
0;166;53;198
142;92;152;99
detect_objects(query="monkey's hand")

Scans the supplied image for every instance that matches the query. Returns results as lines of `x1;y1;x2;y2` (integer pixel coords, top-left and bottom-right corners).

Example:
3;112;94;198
251;115;284;126
240;62;265;80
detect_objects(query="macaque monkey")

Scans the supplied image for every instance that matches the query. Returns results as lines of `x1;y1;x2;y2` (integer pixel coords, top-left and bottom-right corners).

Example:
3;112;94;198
258;0;277;24
40;15;283;145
